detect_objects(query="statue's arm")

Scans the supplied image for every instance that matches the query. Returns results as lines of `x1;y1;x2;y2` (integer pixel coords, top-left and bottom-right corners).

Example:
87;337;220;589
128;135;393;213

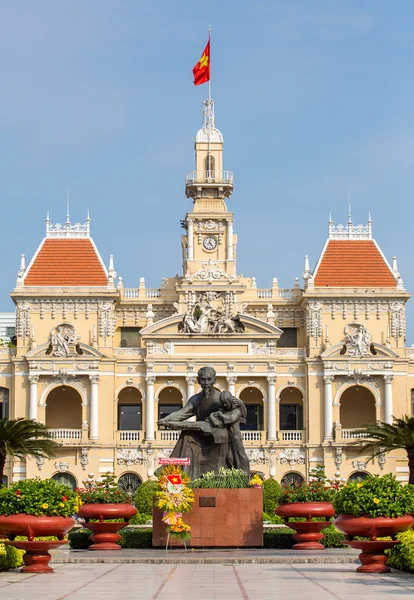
158;400;196;424
219;408;243;426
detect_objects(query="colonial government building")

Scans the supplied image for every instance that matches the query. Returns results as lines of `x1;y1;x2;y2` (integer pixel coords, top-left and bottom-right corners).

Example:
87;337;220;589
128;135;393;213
1;98;412;495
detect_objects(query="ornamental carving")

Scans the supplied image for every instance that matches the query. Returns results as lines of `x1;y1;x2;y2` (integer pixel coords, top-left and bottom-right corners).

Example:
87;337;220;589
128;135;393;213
390;302;404;340
278;448;305;466
117;449;144;466
179;293;244;334
80;448;89;471
16;301;30;339
250;342;276;356
147;341;172;355
306;302;322;342
47;323;81;357
344;323;371;357
187;259;236;283
334;375;381;393
245;448;267;465
99;302;115;340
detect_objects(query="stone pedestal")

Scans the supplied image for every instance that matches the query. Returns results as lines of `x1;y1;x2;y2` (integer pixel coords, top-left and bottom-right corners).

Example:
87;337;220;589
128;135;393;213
153;488;263;548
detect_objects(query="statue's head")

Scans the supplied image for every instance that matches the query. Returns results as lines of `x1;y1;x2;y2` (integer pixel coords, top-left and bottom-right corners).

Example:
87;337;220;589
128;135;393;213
197;366;216;393
219;390;233;410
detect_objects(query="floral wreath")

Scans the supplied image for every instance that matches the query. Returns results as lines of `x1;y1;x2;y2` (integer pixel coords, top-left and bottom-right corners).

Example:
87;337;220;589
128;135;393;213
155;466;194;540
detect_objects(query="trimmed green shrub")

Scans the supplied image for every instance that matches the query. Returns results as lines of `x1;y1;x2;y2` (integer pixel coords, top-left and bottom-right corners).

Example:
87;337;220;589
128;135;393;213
0;543;24;570
263;478;283;514
68;527;153;550
135;480;158;514
386;529;414;573
320;524;346;548
129;513;152;525
263;512;285;524
264;528;294;549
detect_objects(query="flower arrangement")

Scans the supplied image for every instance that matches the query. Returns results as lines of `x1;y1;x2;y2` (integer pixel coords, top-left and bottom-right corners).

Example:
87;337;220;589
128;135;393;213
280;469;339;504
0;478;80;517
333;474;414;519
155;466;194;541
76;473;131;505
249;474;263;488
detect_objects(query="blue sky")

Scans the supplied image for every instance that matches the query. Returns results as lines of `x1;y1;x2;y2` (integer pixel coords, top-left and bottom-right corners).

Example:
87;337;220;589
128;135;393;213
1;1;414;342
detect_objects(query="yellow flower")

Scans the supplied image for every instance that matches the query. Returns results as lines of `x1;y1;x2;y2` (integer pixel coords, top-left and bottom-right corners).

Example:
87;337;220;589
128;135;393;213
42;503;49;509
356;483;363;488
373;498;380;504
59;503;65;508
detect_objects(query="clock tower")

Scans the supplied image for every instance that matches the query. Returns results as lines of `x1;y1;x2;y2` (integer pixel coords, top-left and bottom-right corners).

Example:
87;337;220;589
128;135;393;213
182;98;237;281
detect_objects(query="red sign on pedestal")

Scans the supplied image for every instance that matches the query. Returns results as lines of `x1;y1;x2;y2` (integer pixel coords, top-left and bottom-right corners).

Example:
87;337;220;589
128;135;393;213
158;458;191;466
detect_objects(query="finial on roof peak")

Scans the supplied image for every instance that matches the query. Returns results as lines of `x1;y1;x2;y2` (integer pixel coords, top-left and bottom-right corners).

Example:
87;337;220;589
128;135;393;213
348;191;352;225
66;188;70;225
328;211;373;240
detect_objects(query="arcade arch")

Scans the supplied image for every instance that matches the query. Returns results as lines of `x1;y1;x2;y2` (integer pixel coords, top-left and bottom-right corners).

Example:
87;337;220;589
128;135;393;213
118;387;143;431
45;386;82;429
279;387;303;430
157;386;184;421
339;385;376;429
239;387;264;431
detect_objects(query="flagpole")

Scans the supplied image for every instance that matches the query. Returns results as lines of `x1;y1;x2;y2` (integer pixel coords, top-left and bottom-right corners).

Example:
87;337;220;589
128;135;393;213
208;24;211;102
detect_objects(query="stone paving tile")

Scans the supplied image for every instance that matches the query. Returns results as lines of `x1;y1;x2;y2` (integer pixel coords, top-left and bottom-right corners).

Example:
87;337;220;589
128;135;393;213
1;563;414;599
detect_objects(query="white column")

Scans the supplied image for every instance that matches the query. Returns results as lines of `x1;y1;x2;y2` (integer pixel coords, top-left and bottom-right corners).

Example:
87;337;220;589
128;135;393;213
226;375;237;396
324;375;334;441
145;375;156;441
267;375;277;441
384;374;394;425
89;374;100;440
226;218;233;260
185;375;197;402
187;219;194;261
28;375;39;420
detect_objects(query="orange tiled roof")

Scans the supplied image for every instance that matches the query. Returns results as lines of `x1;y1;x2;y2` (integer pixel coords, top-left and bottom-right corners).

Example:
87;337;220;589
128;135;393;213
313;240;396;288
24;239;108;286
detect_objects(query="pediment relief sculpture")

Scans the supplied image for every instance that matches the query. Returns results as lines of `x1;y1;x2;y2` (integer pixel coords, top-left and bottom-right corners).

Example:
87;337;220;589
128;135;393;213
340;323;376;358
179;293;245;334
46;323;83;357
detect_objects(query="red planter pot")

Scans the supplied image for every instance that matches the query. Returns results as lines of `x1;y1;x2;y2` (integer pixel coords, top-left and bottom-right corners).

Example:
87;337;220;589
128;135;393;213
0;514;75;573
276;502;335;550
77;503;137;551
334;514;414;573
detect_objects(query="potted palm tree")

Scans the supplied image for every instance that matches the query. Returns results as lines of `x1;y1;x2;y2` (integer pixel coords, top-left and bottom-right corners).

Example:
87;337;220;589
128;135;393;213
0;478;80;573
275;468;337;550
77;473;137;550
333;474;414;573
0;417;60;485
352;416;414;484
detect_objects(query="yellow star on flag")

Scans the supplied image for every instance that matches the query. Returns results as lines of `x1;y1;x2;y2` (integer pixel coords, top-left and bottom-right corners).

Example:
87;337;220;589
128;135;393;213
199;53;209;69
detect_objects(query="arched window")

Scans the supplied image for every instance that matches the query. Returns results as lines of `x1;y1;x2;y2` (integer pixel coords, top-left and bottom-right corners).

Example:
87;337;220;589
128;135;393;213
281;472;304;487
348;471;369;483
239;387;264;431
118;387;143;431
205;154;215;175
51;472;77;490
340;385;376;429
46;386;82;430
118;472;142;504
279;387;303;431
158;387;183;421
0;387;9;419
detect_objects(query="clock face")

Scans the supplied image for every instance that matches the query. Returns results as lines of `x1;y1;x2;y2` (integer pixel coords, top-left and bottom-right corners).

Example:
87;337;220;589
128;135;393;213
203;236;217;251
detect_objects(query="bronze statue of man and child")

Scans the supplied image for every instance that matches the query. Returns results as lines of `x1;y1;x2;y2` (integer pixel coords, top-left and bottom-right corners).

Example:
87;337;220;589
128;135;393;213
157;366;250;479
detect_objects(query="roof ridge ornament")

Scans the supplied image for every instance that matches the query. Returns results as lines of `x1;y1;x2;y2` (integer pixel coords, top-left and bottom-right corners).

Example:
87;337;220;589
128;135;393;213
328;213;372;240
46;211;91;238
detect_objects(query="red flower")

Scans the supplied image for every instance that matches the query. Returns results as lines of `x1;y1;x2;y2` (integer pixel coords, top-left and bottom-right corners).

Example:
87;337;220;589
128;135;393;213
15;490;21;496
62;496;68;502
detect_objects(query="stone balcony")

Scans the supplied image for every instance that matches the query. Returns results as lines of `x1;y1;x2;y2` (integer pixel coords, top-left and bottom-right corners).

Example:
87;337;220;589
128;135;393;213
335;428;370;442
49;428;84;444
278;430;303;443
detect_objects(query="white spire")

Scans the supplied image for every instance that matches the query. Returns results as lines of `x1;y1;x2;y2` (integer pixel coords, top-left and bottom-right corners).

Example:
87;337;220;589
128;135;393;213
348;191;352;224
66;188;70;225
108;254;116;289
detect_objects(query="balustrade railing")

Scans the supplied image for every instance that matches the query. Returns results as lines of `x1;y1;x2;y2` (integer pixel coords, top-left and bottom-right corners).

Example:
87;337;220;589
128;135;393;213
49;429;82;440
122;288;161;299
241;431;263;442
185;170;234;185
118;430;142;442
157;430;181;442
341;429;370;440
280;430;303;442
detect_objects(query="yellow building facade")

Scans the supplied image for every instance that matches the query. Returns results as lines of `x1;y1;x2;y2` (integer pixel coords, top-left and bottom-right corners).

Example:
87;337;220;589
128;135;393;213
1;98;413;495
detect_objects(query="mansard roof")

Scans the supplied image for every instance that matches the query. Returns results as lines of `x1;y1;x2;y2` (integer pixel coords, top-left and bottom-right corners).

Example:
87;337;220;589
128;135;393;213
312;217;398;289
22;215;108;287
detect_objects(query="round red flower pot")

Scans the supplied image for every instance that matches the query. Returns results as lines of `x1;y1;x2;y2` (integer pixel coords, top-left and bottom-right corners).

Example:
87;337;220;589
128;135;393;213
77;503;137;551
334;514;414;573
0;514;75;573
276;502;335;550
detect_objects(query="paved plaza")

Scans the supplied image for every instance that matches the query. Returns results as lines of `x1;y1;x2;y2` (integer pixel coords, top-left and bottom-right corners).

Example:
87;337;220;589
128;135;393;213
1;563;414;600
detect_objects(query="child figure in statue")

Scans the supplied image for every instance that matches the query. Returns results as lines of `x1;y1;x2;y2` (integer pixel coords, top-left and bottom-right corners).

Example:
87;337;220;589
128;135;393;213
207;391;249;474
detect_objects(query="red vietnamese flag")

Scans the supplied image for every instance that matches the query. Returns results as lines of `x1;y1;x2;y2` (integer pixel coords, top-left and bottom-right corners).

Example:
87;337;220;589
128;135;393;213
193;40;210;86
166;474;182;485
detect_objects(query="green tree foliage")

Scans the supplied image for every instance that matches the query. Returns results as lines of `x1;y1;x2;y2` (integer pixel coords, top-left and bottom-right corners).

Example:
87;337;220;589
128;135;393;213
386;529;414;573
134;480;158;515
0;543;24;570
0;418;60;484
355;416;414;484
263;477;283;514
